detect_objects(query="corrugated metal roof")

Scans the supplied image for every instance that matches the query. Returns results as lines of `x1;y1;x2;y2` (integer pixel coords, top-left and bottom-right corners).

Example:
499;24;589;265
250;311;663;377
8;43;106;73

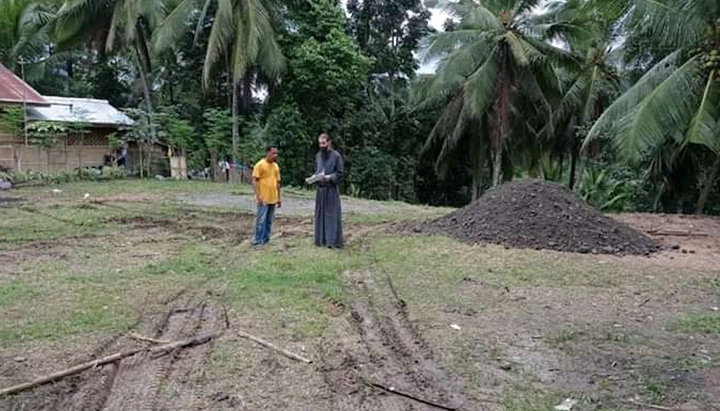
26;96;134;127
0;63;49;105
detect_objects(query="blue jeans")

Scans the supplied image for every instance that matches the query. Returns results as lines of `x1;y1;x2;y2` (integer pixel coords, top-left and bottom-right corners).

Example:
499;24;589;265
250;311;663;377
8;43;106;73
252;203;276;245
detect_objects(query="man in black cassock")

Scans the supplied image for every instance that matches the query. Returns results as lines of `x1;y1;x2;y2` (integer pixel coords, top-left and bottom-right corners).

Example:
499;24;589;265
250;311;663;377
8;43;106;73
314;133;344;248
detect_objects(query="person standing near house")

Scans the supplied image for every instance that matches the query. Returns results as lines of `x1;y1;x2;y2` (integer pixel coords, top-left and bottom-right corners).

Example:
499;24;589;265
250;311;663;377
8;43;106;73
314;134;344;248
251;146;281;246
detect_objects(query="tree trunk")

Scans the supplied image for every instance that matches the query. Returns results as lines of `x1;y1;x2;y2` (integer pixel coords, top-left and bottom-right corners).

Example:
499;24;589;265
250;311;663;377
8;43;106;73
139;144;144;179
241;70;253;114
491;48;511;187
492;148;503;187
134;36;156;145
231;77;239;177
569;145;579;190
66;56;74;95
211;151;219;182
470;127;484;200
146;143;152;178
696;154;720;214
568;116;579;190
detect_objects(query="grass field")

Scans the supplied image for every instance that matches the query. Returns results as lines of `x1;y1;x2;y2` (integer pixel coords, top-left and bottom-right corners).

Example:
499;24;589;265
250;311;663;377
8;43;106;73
1;180;719;410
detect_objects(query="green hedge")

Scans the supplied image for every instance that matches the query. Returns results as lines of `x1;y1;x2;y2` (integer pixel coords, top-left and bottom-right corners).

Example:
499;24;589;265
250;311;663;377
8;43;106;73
0;166;127;186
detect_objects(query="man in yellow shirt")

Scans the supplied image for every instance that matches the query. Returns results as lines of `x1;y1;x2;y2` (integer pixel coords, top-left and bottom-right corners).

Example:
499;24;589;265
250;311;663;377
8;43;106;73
251;146;281;246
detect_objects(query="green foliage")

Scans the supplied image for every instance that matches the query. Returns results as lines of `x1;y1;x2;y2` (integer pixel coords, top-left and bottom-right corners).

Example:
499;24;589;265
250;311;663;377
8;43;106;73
202;108;231;159
157;107;195;153
576;168;630;212
0;0;55;72
341;90;436;202
575;162;646;212
0;0;718;210
417;0;567;191
262;102;312;186
108;132;123;150
347;0;431;82
282;28;372;131
346;146;396;200
5;166;126;185
123;108;157;146
26;121;65;149
0;107;24;140
270;0;371;135
90;56;134;108
153;0;285;86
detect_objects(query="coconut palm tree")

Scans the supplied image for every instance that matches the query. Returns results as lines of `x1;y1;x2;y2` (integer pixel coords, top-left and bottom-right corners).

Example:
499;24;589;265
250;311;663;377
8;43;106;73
535;0;623;189
153;0;285;165
416;0;569;196
52;0;164;129
0;0;56;71
584;0;720;214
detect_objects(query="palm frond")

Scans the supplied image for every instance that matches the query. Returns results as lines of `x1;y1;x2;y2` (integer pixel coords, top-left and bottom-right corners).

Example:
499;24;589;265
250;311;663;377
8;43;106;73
203;0;234;85
463;46;499;117
584;51;682;147
686;70;720;153
53;0;107;46
422;29;493;62
436;98;471;169
152;0;199;53
438;0;502;31
422;90;464;155
614;56;704;160
106;0;125;51
194;0;213;43
504;31;545;66
624;0;705;49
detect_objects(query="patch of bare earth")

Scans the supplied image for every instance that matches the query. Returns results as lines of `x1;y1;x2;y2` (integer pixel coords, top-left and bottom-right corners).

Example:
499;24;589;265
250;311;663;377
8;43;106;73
2;292;226;411
0;226;185;280
320;270;471;410
615;213;720;271
391;213;720;410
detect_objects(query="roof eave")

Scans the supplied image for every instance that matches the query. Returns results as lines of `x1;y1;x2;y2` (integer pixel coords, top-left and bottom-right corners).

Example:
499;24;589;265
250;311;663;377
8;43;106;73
0;99;52;106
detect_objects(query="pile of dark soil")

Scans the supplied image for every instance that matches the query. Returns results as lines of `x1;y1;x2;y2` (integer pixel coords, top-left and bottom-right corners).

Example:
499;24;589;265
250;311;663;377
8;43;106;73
421;180;658;255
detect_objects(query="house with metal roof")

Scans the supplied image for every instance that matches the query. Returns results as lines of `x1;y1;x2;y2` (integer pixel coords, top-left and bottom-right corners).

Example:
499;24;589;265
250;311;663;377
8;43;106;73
0;63;143;173
26;96;134;128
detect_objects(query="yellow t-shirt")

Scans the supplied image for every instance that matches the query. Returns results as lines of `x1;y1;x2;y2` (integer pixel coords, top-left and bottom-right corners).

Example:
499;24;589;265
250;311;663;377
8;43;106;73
252;159;281;204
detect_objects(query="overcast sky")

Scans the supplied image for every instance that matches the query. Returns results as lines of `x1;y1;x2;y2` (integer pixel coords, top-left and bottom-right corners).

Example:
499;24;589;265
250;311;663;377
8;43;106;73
339;0;451;31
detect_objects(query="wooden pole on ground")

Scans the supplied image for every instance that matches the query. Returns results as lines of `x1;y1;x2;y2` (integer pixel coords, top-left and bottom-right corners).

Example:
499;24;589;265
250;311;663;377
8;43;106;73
0;333;215;397
238;330;312;364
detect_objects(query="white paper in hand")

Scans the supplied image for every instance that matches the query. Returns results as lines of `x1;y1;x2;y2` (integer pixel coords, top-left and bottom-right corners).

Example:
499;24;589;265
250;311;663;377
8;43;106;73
305;172;325;185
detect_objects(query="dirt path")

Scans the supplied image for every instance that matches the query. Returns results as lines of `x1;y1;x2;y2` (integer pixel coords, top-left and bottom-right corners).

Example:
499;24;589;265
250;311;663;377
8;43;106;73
185;192;437;217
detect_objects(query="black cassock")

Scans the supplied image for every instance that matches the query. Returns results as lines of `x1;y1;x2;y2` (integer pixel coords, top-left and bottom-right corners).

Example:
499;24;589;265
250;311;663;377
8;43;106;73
315;149;344;247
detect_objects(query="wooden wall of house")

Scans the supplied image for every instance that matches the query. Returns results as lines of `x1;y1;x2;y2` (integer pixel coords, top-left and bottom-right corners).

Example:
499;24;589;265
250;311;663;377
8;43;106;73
0;128;114;173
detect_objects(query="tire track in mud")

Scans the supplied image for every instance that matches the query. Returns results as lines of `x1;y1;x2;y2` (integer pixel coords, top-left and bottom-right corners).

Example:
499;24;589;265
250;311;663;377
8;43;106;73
321;269;466;411
54;293;223;411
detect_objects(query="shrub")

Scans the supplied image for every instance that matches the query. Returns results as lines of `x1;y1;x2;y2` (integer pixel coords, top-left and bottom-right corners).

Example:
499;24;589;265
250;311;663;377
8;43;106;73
4;166;126;187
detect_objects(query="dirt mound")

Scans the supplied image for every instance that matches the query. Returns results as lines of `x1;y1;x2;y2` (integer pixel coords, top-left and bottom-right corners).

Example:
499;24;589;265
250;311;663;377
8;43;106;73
422;180;658;255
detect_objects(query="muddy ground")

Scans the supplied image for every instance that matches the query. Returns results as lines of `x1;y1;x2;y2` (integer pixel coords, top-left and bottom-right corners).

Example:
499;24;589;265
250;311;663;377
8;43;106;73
1;183;719;410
